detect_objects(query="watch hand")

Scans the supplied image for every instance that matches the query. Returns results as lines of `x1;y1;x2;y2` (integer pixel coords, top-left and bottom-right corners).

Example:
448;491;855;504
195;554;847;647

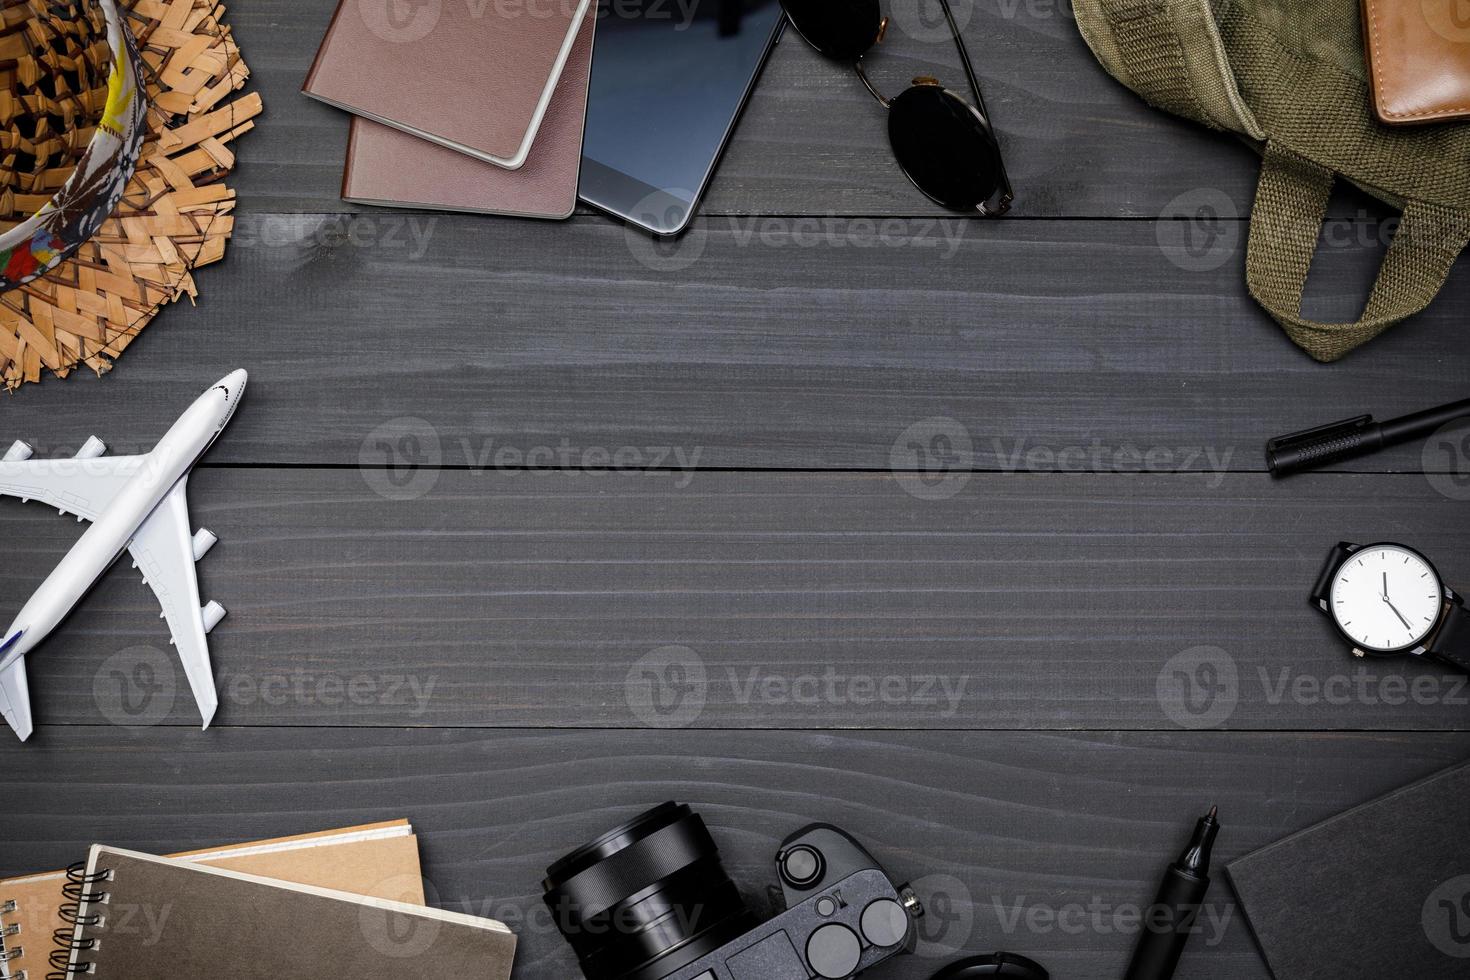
1385;598;1413;631
1383;572;1389;598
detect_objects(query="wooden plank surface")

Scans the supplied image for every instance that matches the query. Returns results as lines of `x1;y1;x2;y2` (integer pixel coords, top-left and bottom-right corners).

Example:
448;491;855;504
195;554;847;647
4;217;1465;472
3;728;1467;980
5;469;1467;731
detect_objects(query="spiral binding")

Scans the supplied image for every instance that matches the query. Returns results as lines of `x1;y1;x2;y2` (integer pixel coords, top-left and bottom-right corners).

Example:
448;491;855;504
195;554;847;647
45;864;109;980
1;892;23;980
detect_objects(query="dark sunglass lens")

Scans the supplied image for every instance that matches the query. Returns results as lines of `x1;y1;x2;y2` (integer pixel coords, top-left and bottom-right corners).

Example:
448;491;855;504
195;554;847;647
888;83;1002;211
780;0;884;60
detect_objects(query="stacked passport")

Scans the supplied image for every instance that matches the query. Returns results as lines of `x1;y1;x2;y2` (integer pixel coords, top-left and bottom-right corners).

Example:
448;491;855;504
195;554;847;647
0;822;516;980
304;0;596;218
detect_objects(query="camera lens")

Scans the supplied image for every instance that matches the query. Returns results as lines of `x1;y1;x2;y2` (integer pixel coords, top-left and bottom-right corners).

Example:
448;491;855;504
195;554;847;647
544;802;757;980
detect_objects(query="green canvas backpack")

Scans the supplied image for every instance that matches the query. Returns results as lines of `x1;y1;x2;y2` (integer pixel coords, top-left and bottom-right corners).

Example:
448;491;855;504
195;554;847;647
1074;0;1470;361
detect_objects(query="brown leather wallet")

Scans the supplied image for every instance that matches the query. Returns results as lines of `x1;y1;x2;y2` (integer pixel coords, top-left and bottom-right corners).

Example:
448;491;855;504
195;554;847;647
1362;0;1470;124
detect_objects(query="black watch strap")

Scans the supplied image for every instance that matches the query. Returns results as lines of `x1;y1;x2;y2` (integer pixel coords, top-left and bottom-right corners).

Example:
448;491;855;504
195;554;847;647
1427;601;1470;674
1310;542;1357;609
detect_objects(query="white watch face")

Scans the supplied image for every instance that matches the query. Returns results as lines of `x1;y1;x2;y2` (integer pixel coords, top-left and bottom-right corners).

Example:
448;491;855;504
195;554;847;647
1329;545;1444;653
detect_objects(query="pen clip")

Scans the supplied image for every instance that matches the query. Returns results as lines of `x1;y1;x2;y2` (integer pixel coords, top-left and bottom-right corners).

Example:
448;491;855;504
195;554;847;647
1266;414;1374;454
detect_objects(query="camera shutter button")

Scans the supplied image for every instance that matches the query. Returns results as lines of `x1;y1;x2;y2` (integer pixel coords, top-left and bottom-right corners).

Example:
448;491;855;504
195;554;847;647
779;845;825;888
806;923;862;979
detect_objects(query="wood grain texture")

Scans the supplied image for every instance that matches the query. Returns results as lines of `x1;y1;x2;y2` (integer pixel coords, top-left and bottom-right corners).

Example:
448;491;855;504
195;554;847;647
235;0;1269;217
2;216;1465;472
3;469;1467;730
2;727;1467;980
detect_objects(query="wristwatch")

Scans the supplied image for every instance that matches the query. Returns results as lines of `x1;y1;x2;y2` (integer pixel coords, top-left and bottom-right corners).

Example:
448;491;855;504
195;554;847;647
1310;542;1470;672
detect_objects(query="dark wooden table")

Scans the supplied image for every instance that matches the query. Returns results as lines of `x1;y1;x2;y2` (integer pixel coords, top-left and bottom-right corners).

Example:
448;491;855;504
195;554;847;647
4;3;1469;978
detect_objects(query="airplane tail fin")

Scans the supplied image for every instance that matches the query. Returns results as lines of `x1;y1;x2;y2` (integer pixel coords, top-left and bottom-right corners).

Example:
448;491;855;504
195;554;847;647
0;653;34;741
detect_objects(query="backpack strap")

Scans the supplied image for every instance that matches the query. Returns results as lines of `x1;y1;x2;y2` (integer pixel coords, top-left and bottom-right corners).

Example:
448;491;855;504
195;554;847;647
1247;143;1470;362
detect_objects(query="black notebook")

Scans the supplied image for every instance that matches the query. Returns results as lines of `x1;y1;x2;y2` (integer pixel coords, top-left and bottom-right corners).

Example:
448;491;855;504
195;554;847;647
1227;761;1470;980
51;846;516;979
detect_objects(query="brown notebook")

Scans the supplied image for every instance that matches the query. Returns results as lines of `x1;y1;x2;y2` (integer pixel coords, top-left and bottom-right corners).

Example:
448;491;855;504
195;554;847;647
1362;0;1470;125
52;846;515;980
304;0;592;168
342;6;595;218
0;822;424;980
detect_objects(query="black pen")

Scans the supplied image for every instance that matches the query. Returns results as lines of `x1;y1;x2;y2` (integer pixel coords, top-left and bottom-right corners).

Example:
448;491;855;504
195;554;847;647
1123;805;1220;980
1267;397;1470;476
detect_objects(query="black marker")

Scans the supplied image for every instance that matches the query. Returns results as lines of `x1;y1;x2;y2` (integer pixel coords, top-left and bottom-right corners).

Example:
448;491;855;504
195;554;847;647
1123;805;1220;980
1266;397;1470;476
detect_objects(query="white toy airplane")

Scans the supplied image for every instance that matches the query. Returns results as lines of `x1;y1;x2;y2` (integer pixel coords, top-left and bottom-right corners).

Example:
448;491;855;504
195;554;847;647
0;370;247;741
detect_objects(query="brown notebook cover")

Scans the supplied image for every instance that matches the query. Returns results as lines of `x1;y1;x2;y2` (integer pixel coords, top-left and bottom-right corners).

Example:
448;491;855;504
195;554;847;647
1362;0;1470;124
54;846;515;980
342;6;595;219
0;822;424;980
304;0;592;168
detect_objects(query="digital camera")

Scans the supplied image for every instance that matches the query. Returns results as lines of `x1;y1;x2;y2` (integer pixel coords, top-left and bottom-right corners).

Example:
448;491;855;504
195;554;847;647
544;802;924;980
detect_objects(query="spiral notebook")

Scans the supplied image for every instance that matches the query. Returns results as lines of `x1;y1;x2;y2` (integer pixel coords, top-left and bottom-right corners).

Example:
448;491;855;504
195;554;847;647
52;846;515;980
0;822;424;980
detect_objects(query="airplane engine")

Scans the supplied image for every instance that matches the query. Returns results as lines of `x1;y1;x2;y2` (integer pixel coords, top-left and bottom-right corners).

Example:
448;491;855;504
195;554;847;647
201;601;227;634
192;528;218;561
3;440;32;462
75;436;106;459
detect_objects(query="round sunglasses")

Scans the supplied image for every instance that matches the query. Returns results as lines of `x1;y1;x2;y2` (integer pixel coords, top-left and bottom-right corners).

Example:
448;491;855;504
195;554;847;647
780;0;1012;215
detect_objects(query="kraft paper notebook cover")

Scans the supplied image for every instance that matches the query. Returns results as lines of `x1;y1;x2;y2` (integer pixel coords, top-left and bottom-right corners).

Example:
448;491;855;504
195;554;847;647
342;5;595;218
304;0;593;169
1226;761;1470;980
0;821;423;980
53;847;515;980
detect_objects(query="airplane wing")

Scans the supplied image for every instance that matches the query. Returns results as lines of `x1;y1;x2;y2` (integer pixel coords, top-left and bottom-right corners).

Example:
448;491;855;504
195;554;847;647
0;450;145;521
0;656;33;742
127;477;220;729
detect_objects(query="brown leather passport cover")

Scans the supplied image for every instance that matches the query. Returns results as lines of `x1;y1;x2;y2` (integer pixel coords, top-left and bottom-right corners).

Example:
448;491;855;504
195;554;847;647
342;6;595;219
1363;0;1470;124
304;0;591;167
64;847;516;979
